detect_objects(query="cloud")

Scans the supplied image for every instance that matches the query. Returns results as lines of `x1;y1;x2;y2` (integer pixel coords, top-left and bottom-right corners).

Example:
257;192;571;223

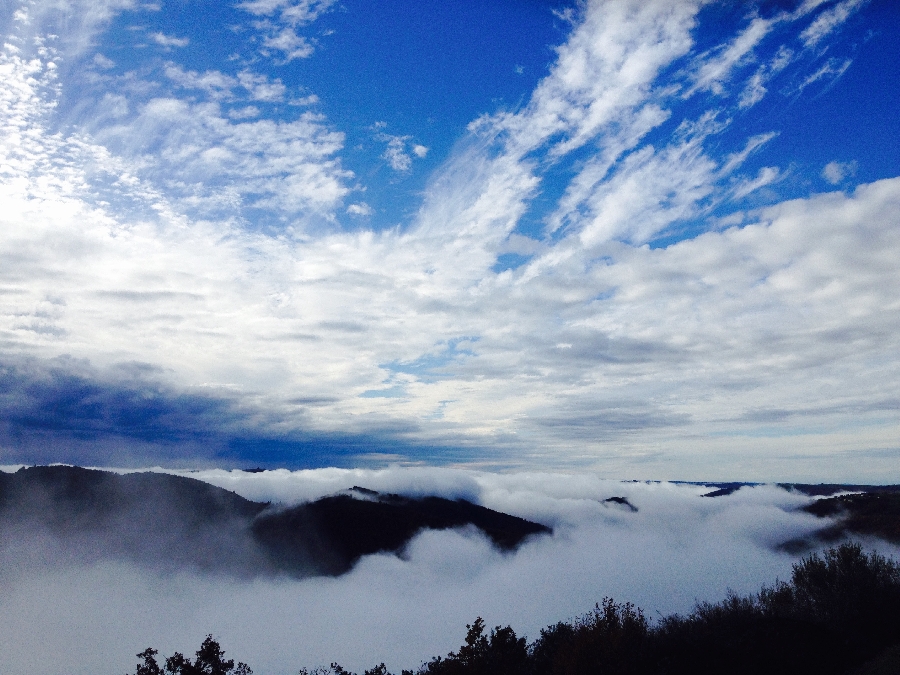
376;134;428;172
347;202;374;217
92;53;115;69
822;160;857;184
2;465;899;675
236;70;287;102
262;27;314;62
238;0;336;25
792;57;852;94
738;46;794;108
228;106;260;120
165;64;238;99
382;136;413;172
150;32;189;48
686;16;775;97
800;0;867;47
239;0;337;61
732;165;781;199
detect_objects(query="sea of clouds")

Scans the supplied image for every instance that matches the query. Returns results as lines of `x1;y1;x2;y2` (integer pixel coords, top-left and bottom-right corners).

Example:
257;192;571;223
2;465;898;675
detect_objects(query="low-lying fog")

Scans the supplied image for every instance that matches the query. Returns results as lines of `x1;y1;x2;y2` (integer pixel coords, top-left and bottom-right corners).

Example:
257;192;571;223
2;466;898;675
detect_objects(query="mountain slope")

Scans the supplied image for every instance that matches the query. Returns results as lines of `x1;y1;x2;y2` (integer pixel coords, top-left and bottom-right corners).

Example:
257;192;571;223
0;466;550;577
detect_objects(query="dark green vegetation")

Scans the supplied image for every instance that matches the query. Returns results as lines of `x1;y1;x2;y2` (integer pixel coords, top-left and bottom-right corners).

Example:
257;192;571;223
131;635;252;675
0;466;549;576
132;543;900;675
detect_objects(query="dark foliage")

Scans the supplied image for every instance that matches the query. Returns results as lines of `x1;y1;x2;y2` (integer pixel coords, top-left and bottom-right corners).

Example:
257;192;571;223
417;617;529;675
129;636;252;675
528;598;649;675
649;543;900;675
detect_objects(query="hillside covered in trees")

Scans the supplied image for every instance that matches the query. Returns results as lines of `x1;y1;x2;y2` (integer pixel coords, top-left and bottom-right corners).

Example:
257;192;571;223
132;542;900;675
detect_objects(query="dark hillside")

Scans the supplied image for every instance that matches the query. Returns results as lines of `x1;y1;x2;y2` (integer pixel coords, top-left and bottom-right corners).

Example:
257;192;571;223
0;466;550;577
801;492;900;544
253;488;551;576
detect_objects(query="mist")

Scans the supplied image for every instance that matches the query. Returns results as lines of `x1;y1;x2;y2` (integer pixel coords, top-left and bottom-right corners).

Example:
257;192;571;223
2;466;898;675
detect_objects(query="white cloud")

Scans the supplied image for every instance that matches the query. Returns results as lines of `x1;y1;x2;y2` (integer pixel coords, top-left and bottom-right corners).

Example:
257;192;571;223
239;0;336;61
378;134;428;172
800;0;867;47
686;16;775;97
793;57;852;94
382;136;412;171
262;27;314;61
92;53;115;69
738;46;794;108
822;160;857;184
347;202;374;217
238;0;336;25
150;32;189;48
237;70;287;101
718;132;778;175
732;165;781;199
165;64;237;99
228;105;260;120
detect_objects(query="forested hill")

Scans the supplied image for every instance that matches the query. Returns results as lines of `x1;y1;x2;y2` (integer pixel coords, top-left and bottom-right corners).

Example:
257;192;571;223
0;465;550;577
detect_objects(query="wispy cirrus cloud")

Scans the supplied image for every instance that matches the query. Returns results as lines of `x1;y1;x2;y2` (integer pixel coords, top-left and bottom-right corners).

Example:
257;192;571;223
800;0;868;47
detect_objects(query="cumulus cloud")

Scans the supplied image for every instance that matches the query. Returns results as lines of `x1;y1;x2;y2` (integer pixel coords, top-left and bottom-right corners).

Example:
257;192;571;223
2;465;898;675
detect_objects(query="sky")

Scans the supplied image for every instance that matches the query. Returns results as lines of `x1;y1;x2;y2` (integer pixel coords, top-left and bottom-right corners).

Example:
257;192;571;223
2;464;898;675
0;0;899;480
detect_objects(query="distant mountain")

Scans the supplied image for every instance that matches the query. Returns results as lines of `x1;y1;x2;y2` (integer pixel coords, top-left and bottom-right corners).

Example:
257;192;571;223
0;466;551;577
799;491;900;545
779;483;900;497
674;481;900;550
765;484;900;553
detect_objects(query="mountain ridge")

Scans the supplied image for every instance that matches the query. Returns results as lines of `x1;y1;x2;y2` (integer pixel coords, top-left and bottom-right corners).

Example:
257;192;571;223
0;465;551;578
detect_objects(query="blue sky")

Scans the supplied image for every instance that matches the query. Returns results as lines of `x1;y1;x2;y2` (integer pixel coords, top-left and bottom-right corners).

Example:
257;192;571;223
0;0;898;479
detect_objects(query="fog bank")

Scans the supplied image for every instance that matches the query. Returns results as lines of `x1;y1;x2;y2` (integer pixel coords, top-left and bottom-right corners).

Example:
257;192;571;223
2;466;898;675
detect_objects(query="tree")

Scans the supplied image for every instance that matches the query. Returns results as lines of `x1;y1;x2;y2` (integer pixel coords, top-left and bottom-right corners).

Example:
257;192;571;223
129;636;252;675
